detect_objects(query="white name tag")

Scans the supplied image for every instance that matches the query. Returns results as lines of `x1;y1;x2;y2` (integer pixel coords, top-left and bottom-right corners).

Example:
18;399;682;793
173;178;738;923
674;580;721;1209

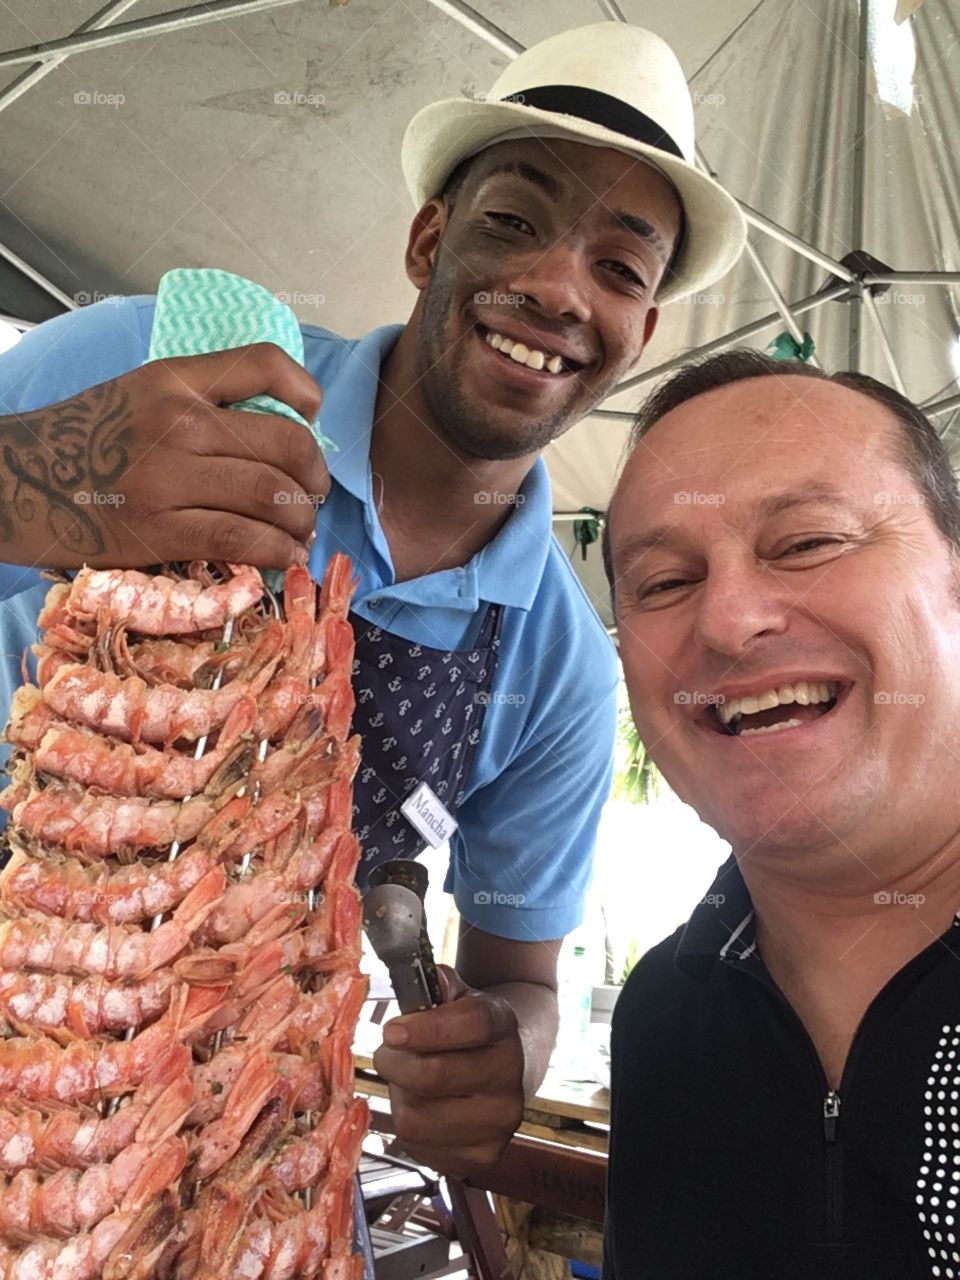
401;781;458;849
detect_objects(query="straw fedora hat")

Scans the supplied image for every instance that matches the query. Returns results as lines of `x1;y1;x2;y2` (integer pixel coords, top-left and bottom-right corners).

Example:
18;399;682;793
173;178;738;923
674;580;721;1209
401;22;745;304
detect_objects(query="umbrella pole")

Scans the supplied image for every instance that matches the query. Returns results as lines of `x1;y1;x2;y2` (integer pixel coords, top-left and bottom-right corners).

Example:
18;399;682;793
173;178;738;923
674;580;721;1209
848;0;871;372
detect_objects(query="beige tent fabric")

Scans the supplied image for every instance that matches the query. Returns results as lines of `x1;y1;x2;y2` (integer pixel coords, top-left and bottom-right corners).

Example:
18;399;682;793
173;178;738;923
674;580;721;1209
0;0;955;588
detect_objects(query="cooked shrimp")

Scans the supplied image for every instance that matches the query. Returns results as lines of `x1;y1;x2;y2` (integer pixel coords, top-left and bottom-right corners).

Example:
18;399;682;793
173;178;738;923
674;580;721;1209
31;644;77;687
248;730;357;801
0;841;218;926
192;1048;282;1181
0;1133;187;1243
110;628;241;689
254;658;354;745
286;556;354;680
209;1094;367;1280
36;583;95;657
36;582;71;630
41;618;285;747
67;563;265;635
3;685;59;753
283;974;368;1058
8;782;222;858
283;564;317;622
302;778;353;845
197;828;340;946
0;867;225;981
0;969;177;1041
271;1043;362;1194
187;1046;331;1129
319;553;356;623
0;1071;192;1175
270;1097;351;1195
3;1188;179;1280
32;695;256;799
252;613;317;742
235;882;363;993
316;615;355;680
0;1016;191;1107
185;1101;289;1280
197;788;322;864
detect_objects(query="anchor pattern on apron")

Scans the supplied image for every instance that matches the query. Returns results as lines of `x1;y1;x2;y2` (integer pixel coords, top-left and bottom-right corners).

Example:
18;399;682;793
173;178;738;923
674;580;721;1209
348;603;504;889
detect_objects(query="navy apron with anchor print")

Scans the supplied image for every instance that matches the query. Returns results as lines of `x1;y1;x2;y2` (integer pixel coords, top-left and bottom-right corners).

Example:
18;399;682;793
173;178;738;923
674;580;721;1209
348;603;504;890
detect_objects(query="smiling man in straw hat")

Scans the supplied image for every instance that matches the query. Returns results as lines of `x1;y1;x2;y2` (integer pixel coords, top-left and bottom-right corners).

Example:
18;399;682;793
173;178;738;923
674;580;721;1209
0;22;743;1174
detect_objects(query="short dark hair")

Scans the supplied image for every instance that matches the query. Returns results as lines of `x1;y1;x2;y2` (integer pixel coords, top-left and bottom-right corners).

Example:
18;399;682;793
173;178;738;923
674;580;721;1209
603;349;960;585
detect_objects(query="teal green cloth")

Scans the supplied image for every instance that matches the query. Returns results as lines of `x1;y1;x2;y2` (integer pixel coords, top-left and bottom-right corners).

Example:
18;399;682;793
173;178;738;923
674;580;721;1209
768;330;816;363
147;267;335;449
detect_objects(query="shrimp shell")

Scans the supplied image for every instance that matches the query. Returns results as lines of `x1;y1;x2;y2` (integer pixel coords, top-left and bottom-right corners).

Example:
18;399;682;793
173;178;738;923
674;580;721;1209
0;1072;192;1174
3;1188;180;1280
0;1022;191;1107
0;556;366;1270
0;1133;187;1243
32;696;256;799
67;564;265;635
41;618;284;748
0;842;218;926
203;1094;366;1279
3;686;57;753
0;970;178;1040
8;783;221;859
0;867;225;980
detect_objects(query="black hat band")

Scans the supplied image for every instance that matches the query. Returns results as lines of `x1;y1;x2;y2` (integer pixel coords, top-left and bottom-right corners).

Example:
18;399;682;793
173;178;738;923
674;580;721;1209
501;84;684;161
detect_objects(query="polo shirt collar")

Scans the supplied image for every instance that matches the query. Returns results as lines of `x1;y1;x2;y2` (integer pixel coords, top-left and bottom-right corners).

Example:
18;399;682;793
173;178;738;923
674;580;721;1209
319;324;402;505
674;855;758;981
318;322;554;613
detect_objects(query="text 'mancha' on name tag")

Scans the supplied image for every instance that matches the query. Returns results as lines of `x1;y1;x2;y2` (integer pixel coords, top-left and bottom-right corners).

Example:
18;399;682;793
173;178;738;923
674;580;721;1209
401;781;458;849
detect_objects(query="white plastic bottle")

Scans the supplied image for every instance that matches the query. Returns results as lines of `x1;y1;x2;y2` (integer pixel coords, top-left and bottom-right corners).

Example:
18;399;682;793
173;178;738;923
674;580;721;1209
556;942;594;1079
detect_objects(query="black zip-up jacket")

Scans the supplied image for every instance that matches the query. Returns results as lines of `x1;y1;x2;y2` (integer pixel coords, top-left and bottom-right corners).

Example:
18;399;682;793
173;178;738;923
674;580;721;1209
604;858;960;1279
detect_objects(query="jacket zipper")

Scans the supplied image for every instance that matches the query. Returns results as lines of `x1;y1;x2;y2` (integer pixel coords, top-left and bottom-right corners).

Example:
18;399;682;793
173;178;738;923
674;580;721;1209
823;1089;843;1241
723;915;959;1253
727;954;852;1243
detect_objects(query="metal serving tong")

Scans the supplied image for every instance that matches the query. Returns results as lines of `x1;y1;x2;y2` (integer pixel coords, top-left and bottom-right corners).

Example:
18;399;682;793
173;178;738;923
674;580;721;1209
362;859;443;1014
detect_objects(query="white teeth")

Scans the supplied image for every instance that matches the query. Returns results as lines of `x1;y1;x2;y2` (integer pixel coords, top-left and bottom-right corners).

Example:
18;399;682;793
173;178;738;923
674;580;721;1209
718;680;838;726
739;718;804;737
483;329;566;374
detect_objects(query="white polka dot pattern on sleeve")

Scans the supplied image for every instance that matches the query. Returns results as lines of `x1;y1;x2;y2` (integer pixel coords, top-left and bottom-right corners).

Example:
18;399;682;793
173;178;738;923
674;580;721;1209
918;1026;960;1277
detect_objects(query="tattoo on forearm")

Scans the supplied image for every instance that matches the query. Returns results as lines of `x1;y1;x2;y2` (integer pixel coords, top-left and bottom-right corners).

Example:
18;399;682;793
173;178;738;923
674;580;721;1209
0;382;133;557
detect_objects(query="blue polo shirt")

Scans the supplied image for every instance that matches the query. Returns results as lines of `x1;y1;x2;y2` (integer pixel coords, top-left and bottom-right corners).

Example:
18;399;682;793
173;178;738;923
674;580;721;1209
0;297;618;942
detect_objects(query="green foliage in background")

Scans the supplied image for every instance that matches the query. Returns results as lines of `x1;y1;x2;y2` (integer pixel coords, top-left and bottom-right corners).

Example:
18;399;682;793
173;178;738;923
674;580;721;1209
621;938;645;984
612;700;661;806
604;699;663;983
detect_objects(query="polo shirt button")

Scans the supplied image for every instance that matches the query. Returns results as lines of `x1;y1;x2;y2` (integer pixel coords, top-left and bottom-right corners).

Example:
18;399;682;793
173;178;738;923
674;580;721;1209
368;599;381;609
